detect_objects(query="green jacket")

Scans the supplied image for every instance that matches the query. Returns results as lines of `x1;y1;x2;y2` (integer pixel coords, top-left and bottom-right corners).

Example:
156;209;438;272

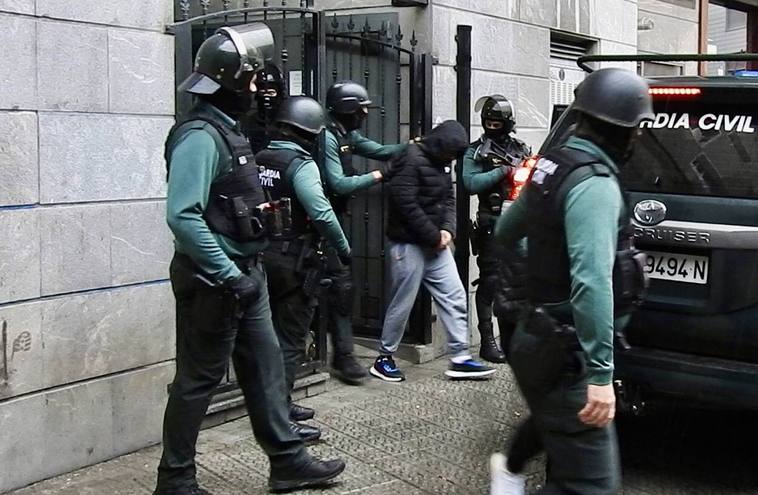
321;125;406;196
461;143;507;194
267;140;350;257
166;102;265;283
494;136;626;386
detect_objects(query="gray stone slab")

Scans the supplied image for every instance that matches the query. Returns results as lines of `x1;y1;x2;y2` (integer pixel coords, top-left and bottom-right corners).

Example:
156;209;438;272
37;21;108;112
471;72;549;129
0;111;38;206
110;201;172;285
0;14;37;110
0;301;43;400
592;0;638;45
520;0;557;27
39;283;175;390
639;0;698;22
39;113;172;203
36;0;173;31
0;363;174;493
0;0;34;14
637;11;698;55
109;29;175;115
39;204;111;295
558;0;578;32
0;208;40;304
432;6;454;67
432;65;457;124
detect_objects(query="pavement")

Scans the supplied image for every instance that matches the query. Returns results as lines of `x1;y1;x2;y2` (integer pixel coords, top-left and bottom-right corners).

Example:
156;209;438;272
8;350;758;495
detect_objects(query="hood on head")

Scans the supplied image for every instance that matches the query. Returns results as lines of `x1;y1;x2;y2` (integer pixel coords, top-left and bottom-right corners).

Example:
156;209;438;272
419;120;468;161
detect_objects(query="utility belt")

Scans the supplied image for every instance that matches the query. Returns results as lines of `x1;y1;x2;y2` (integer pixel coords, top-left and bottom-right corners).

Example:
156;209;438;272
267;236;332;298
173;251;261;286
470;211;498;256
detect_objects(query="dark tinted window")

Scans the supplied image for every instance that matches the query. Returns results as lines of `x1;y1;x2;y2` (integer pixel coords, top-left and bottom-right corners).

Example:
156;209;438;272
626;93;758;199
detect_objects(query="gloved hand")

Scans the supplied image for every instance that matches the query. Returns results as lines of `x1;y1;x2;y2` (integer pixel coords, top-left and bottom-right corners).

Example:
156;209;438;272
225;268;265;306
338;251;352;267
501;164;517;182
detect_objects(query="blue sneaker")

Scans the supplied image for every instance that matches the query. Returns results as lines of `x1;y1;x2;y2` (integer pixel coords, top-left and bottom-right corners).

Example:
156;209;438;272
370;355;405;382
445;358;496;379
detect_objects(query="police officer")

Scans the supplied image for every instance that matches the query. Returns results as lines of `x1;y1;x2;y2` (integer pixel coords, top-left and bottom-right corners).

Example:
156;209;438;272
462;95;531;363
244;62;286;153
319;80;407;384
490;68;653;494
256;96;351;442
159;24;344;494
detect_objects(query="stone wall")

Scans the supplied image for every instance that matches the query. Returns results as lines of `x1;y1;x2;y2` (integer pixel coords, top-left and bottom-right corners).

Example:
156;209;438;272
638;0;700;74
0;1;176;491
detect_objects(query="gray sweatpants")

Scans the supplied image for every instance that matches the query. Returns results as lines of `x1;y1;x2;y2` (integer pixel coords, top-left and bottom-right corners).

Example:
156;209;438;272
380;242;469;358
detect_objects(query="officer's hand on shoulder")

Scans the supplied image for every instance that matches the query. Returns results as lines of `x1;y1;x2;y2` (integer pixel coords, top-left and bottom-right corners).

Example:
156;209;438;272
225;269;265;305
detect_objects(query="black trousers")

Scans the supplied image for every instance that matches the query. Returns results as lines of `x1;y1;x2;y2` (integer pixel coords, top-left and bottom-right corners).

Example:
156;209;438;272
324;247;355;359
155;254;306;492
475;231;516;354
265;257;318;404
507;316;621;495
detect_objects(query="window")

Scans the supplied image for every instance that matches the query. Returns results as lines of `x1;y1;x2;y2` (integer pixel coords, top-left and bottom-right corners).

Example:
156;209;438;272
726;8;747;31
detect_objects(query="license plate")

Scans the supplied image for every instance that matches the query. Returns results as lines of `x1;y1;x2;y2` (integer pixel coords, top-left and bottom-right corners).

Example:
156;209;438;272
642;251;709;284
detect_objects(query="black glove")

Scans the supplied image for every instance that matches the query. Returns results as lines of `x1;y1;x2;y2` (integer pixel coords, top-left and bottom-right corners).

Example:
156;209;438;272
225;269;265;305
338;251;352;267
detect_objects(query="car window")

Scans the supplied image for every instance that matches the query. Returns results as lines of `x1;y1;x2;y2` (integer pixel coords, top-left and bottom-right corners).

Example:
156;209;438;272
624;94;758;199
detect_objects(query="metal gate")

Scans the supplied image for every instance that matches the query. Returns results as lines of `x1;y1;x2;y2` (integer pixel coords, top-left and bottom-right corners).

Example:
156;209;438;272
168;1;433;393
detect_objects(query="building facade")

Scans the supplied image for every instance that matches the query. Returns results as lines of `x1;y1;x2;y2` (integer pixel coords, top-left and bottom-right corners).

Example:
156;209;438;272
0;0;750;491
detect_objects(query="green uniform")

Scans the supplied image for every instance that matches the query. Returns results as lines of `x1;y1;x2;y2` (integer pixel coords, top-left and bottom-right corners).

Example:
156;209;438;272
157;102;306;492
319;123;406;361
494;136;624;494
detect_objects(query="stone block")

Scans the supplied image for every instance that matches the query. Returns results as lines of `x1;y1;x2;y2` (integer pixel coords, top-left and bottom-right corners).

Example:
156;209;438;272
436;0;519;19
37;21;108;112
0;208;40;304
0;111;38;206
0;363;174;493
36;0;173;31
0;0;34;14
639;0;698;22
110;201;173;285
39;204;111;295
471;72;550;129
598;40;638;72
432;65;457;124
39;283;175;390
520;0;558;27
592;0;638;45
0;301;43;400
433;6;454;66
637;12;698;55
39;113;172;203
109;29;175;115
0;15;36;110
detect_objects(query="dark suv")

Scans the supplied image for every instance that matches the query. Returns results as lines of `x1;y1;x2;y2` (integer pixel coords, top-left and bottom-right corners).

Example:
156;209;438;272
541;55;758;410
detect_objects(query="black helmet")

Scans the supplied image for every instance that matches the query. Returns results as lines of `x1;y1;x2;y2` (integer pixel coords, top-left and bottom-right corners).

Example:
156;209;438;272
256;62;286;95
326;81;372;114
275;96;326;135
475;94;516;138
178;23;275;95
572;68;654;128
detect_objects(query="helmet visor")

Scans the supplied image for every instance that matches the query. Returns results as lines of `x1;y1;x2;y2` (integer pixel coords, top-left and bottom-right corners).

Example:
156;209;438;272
217;23;275;80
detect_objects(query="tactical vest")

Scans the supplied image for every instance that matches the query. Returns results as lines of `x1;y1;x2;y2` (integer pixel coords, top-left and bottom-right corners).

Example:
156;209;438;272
473;136;530;216
525;146;646;316
165;107;266;243
255;148;313;240
325;123;357;214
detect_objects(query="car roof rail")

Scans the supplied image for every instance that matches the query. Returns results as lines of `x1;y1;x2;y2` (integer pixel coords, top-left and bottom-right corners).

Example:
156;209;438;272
576;53;758;73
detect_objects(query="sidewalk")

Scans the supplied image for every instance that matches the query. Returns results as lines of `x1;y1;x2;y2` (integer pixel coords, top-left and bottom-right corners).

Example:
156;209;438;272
8;354;541;495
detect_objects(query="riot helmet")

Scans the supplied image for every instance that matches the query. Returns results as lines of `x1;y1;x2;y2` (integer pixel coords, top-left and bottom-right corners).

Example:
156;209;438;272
572;68;654;162
255;62;286;120
475;94;516;140
326;81;372;131
178;23;275;96
572;68;654;128
275;96;326;152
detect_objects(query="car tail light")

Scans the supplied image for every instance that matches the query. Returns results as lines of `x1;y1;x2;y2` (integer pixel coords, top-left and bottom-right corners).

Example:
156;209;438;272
508;155;538;200
648;87;702;97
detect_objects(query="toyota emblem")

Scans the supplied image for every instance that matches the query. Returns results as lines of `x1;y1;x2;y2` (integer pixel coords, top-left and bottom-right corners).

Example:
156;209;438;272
633;199;667;226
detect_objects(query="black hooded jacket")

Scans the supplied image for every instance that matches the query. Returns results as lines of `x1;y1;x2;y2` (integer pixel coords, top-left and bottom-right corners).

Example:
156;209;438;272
386;120;469;248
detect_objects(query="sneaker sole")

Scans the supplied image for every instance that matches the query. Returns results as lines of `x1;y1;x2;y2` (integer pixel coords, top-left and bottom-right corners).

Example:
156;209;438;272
444;368;497;379
269;463;346;492
369;366;405;382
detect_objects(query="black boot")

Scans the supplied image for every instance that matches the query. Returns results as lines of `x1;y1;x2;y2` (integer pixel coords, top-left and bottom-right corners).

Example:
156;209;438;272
269;457;346;492
289;403;315;421
331;354;368;385
290;421;321;442
479;322;507;364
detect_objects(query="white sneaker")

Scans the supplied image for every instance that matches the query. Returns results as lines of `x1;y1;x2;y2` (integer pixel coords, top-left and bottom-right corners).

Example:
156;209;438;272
490;453;526;495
